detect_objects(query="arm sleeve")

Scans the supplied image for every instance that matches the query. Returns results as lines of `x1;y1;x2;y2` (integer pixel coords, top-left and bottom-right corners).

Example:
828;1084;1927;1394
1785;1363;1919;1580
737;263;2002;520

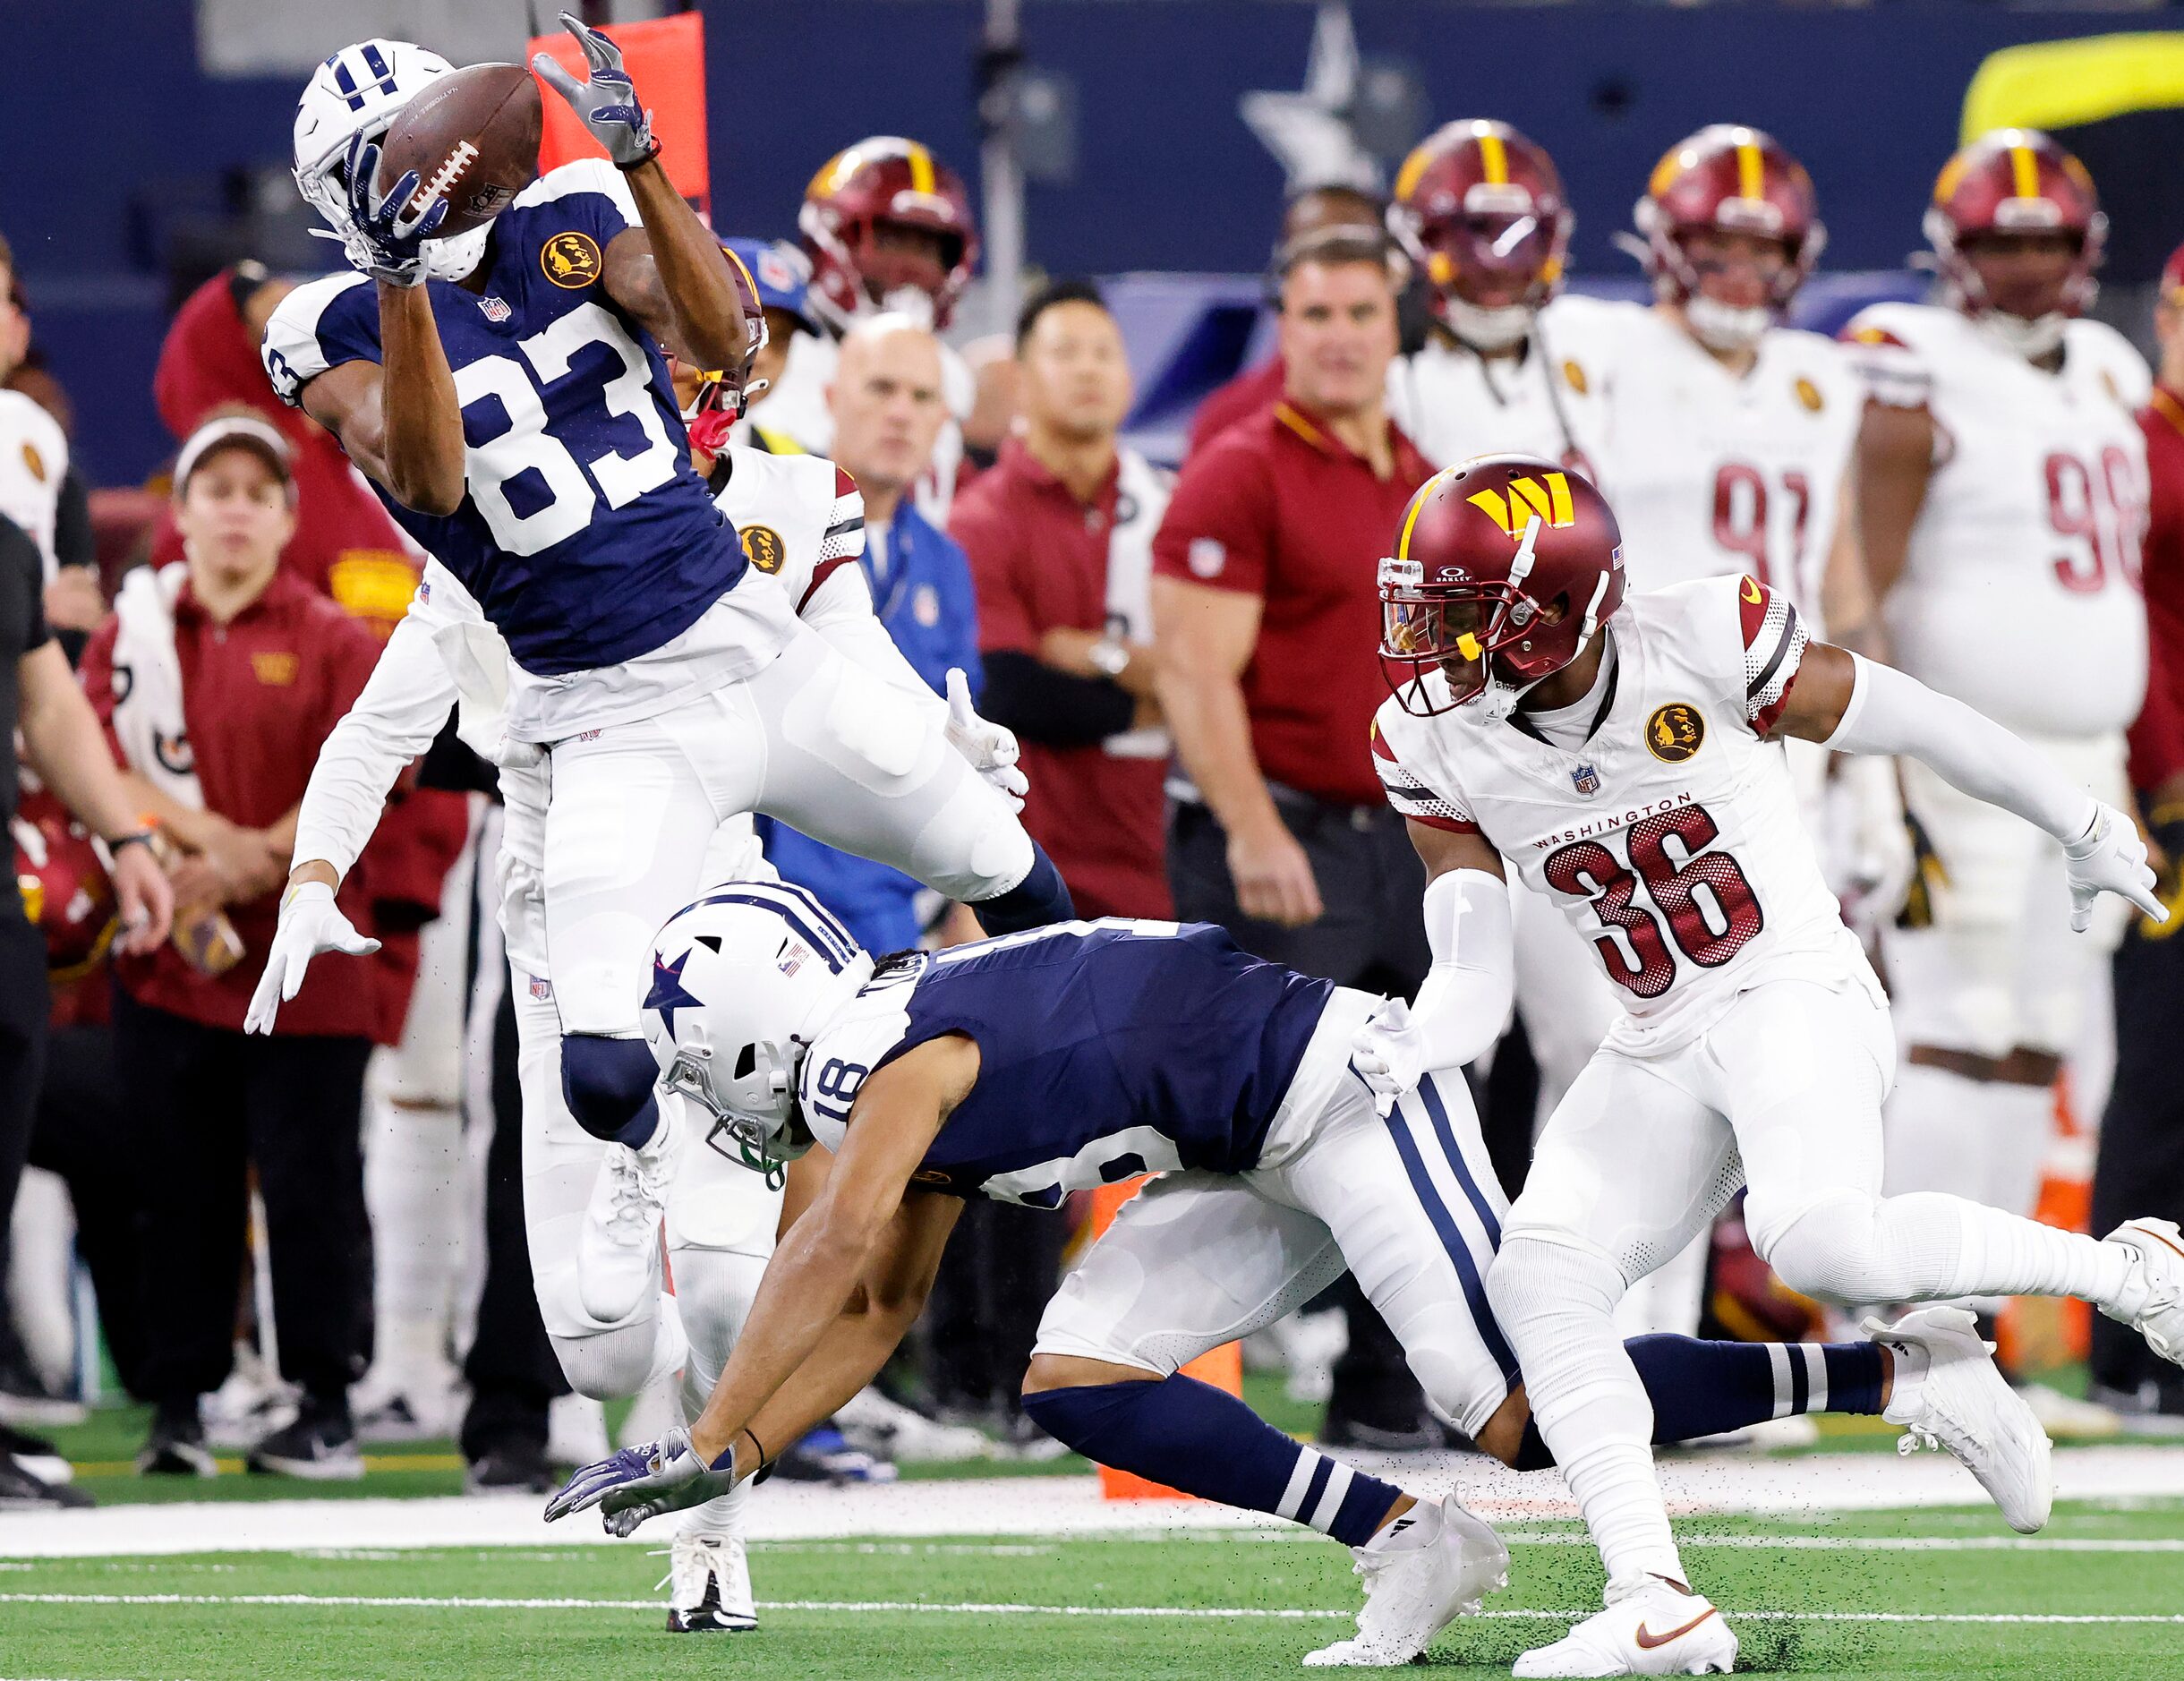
978;650;1136;747
1369;714;1478;833
1403;867;1516;1071
291;602;463;879
1151;439;1274;599
52;467;93;571
1823;653;2095;844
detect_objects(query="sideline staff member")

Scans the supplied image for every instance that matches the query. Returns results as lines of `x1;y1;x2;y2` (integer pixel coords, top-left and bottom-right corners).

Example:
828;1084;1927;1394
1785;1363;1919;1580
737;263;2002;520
83;414;384;1482
1151;226;1437;1449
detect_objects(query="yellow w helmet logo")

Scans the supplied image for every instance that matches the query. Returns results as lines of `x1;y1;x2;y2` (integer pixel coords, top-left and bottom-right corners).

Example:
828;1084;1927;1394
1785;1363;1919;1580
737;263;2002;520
1465;472;1575;542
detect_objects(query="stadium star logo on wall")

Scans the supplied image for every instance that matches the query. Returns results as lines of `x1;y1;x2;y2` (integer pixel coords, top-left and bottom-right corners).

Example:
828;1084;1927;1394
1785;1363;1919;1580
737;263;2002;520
644;950;702;1034
1240;4;1385;196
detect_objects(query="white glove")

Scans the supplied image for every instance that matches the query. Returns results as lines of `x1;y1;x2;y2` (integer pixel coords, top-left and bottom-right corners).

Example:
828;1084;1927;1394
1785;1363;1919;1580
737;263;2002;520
2063;800;2166;933
1837;754;1916;941
945;667;1028;812
1349;998;1427;1118
244;881;380;1036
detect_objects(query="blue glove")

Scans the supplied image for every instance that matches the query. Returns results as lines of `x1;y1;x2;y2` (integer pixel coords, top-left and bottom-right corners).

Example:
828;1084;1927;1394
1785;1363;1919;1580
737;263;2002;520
339;133;449;286
531;13;657;170
543;1426;734;1537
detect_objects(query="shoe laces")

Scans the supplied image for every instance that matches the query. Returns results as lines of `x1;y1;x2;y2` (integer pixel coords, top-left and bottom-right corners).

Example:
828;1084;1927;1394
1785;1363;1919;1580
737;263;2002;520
598;1152;661;1242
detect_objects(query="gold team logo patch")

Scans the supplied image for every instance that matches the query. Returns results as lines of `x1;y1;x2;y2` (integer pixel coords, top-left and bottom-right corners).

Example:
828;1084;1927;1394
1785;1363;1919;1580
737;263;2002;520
739;525;786;574
1646;702;1706;763
541;231;603;289
1562;359;1589;396
1795;377;1823;413
251;652;299;687
20;441;45;483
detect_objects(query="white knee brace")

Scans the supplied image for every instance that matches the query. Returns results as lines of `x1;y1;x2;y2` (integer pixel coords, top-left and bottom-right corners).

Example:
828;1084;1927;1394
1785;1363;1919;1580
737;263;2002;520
549;1292;688;1401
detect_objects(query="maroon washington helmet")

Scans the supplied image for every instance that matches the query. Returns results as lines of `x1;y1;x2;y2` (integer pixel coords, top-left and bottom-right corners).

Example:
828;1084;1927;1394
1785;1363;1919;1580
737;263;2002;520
1389;119;1571;347
1378;456;1625;717
678;240;771;454
798;137;978;332
1925;128;2104;324
13;782;116;981
1631;124;1824;314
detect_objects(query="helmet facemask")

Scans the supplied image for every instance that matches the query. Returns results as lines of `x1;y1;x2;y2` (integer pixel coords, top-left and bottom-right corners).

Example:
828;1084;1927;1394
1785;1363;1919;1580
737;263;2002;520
658;1017;814;1175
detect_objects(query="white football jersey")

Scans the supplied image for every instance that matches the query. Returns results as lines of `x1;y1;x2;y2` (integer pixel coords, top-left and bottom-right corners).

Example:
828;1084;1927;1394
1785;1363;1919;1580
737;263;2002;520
1373;574;1873;1056
1385;296;1611;471
1844;303;2150;739
1577;302;1861;627
710;446;866;613
0;391;67;578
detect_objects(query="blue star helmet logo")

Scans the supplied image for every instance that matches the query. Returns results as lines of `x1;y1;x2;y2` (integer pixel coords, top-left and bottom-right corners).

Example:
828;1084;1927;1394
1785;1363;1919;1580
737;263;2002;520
644;948;704;1037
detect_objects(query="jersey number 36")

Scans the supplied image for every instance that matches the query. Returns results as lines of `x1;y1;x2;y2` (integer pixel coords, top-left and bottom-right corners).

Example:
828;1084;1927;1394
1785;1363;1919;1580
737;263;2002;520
1541;803;1764;999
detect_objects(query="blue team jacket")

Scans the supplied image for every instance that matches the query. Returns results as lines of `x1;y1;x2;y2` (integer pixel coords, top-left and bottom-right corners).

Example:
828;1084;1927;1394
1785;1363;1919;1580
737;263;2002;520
763;500;984;953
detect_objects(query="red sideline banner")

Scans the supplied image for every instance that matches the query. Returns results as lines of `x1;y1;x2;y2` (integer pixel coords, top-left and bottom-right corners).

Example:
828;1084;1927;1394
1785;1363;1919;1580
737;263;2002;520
529;12;709;216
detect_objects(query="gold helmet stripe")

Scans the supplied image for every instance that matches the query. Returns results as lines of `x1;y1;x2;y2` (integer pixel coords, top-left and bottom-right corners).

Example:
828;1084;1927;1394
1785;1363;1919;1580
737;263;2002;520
2009;140;2042;201
1736;138;1765;201
1397;466;1462;561
907;141;936;197
1477;125;1509;185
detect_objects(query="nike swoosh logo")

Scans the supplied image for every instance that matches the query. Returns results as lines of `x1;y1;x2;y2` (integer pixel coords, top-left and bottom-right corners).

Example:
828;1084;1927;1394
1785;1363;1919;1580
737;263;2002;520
1634;1607;1719;1651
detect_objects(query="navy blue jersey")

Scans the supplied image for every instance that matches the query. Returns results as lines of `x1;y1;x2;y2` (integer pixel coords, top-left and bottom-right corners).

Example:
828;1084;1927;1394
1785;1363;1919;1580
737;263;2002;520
798;921;1335;1205
262;160;742;676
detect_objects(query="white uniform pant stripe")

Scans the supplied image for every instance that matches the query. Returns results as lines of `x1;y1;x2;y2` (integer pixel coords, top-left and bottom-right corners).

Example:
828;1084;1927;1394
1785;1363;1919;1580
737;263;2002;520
1799;1344;1828;1412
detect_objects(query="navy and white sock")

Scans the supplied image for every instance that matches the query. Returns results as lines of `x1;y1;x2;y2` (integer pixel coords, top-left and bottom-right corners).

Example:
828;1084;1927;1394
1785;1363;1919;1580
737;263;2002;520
1020;1376;1400;1546
1511;1335;1887;1470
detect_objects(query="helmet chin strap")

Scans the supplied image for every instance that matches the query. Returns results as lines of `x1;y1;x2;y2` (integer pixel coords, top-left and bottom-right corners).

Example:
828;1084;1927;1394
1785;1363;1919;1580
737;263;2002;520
1685;294;1771;354
1446;295;1535;354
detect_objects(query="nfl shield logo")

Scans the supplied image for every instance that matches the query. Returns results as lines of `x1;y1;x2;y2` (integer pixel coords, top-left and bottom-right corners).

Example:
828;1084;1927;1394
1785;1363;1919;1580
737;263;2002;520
528;974;553;1002
1572;763;1601;798
479;295;512;323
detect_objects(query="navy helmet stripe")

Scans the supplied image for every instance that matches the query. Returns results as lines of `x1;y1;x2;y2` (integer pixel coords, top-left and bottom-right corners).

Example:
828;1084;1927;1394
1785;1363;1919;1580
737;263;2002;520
686;892;849;975
1384;1108;1519;1384
332;58;365;110
1418;1075;1504;1250
695;878;858;964
360;41;392;82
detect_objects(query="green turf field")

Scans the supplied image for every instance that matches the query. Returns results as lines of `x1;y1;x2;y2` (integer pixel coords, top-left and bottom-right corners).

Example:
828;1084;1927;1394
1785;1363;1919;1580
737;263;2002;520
7;1501;2184;1677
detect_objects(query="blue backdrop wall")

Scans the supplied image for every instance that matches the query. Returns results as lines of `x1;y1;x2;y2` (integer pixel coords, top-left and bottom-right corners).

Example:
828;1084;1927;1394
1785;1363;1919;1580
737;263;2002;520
4;0;2166;482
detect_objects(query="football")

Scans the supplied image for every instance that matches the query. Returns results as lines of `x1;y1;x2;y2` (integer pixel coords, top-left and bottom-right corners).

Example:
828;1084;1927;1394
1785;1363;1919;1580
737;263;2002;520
374;61;542;239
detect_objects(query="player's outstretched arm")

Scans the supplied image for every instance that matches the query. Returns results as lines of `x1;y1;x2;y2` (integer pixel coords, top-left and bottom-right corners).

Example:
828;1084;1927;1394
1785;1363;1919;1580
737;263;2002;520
1775;642;2163;929
533;15;746;371
1351;822;1512;1114
294;355;463;516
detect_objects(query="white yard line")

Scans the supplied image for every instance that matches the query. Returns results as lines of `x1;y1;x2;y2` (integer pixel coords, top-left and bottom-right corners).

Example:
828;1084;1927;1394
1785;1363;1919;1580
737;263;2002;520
4;1446;2184;1559
4;1591;2184;1626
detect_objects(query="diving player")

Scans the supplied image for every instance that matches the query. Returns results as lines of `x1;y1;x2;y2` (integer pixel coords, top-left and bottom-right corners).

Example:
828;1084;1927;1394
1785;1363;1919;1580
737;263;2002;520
547;905;2049;1668
1361;456;2184;1676
252;30;1070;1165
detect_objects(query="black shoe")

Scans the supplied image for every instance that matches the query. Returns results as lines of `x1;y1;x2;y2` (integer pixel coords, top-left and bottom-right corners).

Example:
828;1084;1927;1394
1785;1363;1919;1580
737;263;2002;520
138;1401;218;1478
248;1399;363;1481
0;1451;91;1508
465;1441;557;1495
0;1422;73;1487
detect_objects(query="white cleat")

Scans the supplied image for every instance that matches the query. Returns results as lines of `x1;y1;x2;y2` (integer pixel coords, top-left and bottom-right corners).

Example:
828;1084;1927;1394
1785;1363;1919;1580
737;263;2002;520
1301;1494;1508;1668
577;1106;680;1324
2101;1219;2184;1367
1869;1305;2052;1533
661;1532;757;1634
1512;1576;1736;1677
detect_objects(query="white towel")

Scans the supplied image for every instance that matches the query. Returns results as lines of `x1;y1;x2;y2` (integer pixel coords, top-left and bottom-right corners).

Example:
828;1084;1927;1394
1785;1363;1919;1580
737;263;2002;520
1102;447;1173;761
108;562;204;810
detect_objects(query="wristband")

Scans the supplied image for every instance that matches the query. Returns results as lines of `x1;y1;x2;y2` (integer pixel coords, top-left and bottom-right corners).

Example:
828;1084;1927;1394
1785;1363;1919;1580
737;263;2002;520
106;831;155;857
614;140;662;172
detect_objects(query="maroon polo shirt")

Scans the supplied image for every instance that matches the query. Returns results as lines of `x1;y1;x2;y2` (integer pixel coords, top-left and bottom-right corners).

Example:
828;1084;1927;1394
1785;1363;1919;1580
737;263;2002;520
1186;356;1286;460
2129;387;2184;792
1153;399;1432;807
82;569;385;1037
951;437;1172;919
